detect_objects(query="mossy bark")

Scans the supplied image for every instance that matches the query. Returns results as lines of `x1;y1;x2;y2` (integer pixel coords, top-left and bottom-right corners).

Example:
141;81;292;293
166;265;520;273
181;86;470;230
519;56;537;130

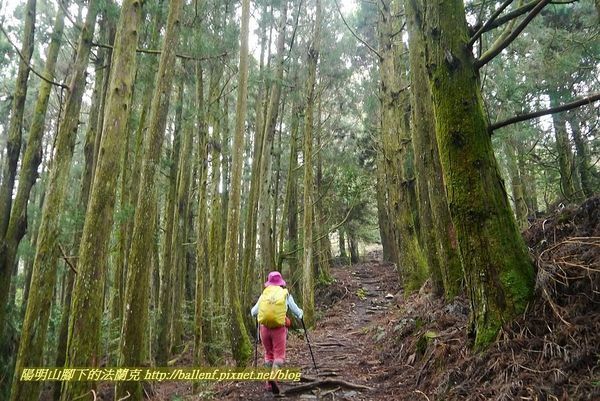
4;0;97;394
504;138;528;230
155;83;183;366
423;0;535;349
242;2;270;311
280;88;301;293
568;114;593;197
171;76;193;354
549;89;583;202
0;0;36;335
406;0;464;299
2;6;65;361
258;0;288;276
116;0;182;398
225;0;253;365
194;62;208;373
9;6;66;400
115;2;165;328
60;1;141;399
207;63;225;357
302;0;322;328
516;141;538;215
379;0;428;293
375;153;395;263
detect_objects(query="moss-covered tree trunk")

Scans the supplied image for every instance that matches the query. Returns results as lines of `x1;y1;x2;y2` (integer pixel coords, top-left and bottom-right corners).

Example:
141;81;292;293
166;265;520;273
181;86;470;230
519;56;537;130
406;0;463;298
5;0;97;394
7;6;65;400
379;0;428;292
53;4;107;386
10;0;99;395
194;61;208;373
517;141;538;215
568;114;593;197
375;152;395;263
59;1;141;399
0;0;36;335
242;2;273;311
206;63;225;357
258;0;288;276
155;82;184;367
302;0;322;328
504;138;529;229
280;87;301;292
116;0;182;398
349;234;359;263
423;0;535;349
549;89;582;202
114;2;165;328
171;76;193;354
2;5;65;355
315;96;332;282
166;77;186;356
225;0;253;365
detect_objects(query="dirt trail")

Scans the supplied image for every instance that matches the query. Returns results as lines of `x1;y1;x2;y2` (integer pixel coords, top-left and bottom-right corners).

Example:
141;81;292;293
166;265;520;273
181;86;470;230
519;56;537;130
216;253;401;400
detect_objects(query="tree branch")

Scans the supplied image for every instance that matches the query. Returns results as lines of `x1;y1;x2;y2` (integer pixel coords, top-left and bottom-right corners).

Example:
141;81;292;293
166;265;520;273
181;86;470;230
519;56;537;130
333;0;382;60
490;92;600;132
58;243;78;274
468;0;515;46
477;0;540;34
476;0;550;68
92;42;227;62
0;24;69;89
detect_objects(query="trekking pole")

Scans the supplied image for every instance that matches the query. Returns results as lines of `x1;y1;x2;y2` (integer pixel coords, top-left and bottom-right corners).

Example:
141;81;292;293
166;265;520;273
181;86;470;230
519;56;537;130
300;318;318;372
254;318;259;368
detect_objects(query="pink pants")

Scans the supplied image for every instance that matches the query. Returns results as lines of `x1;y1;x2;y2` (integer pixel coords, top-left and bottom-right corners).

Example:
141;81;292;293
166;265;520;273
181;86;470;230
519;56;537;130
260;325;287;365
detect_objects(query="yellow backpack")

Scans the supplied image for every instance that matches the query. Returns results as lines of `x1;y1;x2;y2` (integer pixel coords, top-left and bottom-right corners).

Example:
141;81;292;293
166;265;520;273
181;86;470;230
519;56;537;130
257;286;288;328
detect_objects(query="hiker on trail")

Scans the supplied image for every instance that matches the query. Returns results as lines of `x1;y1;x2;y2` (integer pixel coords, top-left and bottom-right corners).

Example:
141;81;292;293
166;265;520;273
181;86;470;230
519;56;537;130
251;271;303;392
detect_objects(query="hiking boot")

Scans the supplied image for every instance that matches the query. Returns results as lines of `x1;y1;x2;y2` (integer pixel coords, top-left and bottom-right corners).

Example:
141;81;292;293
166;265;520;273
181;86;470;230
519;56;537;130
268;380;280;395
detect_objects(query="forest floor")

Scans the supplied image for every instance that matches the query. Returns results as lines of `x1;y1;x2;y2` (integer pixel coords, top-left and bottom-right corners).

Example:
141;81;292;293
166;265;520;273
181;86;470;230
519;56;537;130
150;196;600;401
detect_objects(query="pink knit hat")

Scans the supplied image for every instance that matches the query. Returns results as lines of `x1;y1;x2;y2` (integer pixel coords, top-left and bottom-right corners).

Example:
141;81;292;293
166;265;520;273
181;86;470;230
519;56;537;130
265;271;287;287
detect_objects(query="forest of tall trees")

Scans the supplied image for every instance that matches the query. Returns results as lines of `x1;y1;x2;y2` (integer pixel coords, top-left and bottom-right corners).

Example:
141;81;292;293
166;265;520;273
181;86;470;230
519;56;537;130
0;0;598;399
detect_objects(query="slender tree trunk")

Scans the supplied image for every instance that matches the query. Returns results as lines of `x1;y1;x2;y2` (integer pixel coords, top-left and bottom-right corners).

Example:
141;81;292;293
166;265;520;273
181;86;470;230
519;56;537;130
423;0;535;348
224;0;253;365
0;0;37;336
242;2;272;310
116;2;166;327
10;1;100;399
338;229;347;260
549;89;581;202
258;0;288;276
207;63;225;355
379;0;428;292
349;234;359;263
375;153;393;263
302;0;322;328
2;6;66;349
166;77;185;356
194;61;208;374
155;84;184;366
0;0;36;238
281;88;301;293
504;138;528;229
315;95;331;281
59;1;141;399
117;0;182;397
515;141;538;216
171;76;193;355
568;115;593;197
